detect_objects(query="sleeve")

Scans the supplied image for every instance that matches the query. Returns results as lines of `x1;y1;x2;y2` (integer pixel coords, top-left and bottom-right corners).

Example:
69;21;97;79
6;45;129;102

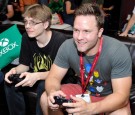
54;40;70;69
111;44;132;78
57;33;68;45
19;33;31;66
52;31;68;46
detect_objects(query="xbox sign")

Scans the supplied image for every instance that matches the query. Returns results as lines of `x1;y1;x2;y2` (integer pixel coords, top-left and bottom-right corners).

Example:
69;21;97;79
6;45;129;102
0;24;22;69
0;37;19;57
0;38;9;47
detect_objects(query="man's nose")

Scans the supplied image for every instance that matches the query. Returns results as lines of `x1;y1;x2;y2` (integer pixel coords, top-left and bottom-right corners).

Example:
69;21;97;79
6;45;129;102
77;32;83;40
25;22;31;28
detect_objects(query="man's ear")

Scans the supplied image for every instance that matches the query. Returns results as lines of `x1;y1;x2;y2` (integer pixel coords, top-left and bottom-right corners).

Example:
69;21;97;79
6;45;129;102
43;21;49;29
98;28;104;37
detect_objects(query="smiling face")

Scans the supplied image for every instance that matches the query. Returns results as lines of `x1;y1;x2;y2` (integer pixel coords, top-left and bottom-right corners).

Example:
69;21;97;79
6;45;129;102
73;15;104;56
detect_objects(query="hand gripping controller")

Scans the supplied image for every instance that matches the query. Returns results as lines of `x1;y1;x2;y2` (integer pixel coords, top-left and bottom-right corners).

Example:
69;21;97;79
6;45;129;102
53;96;73;105
9;74;24;84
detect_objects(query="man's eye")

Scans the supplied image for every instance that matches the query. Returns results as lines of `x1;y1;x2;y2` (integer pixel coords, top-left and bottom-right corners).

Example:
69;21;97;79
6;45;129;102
23;20;27;23
84;30;90;33
31;21;36;25
73;29;79;32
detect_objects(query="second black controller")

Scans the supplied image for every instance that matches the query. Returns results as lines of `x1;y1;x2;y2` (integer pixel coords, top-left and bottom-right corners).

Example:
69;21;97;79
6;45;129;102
53;96;73;105
9;74;24;84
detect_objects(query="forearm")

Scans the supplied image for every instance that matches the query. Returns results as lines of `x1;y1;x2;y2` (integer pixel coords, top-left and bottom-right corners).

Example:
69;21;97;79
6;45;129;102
14;64;29;74
19;0;24;13
124;15;135;33
6;5;14;19
66;10;75;14
45;64;68;95
20;6;24;13
103;8;109;11
45;76;61;95
89;93;129;114
6;11;14;19
35;71;49;80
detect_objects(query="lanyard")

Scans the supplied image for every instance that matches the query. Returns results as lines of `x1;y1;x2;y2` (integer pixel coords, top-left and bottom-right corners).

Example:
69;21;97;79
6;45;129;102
80;37;103;95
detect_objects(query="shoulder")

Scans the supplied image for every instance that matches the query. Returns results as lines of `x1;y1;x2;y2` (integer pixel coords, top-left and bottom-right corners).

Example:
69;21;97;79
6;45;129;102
22;32;29;38
103;35;130;55
58;39;76;55
103;35;125;46
22;32;31;42
52;30;68;40
61;38;74;47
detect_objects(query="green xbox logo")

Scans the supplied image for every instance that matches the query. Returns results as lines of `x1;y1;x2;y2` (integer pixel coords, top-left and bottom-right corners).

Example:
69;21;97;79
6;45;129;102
0;38;9;47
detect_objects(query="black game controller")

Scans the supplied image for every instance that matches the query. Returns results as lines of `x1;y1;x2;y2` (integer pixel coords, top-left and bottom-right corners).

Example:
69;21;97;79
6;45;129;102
9;74;24;84
53;96;73;105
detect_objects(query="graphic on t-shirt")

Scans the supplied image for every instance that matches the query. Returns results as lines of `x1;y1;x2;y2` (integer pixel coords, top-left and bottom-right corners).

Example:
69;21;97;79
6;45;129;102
84;63;106;96
96;86;104;92
94;71;99;78
33;53;52;72
90;76;94;85
85;63;92;73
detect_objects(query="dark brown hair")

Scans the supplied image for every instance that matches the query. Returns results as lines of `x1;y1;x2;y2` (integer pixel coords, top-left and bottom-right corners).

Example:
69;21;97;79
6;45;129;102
75;3;104;29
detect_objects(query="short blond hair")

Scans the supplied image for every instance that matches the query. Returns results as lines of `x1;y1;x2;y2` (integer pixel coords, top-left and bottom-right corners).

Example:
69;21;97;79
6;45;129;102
23;4;52;30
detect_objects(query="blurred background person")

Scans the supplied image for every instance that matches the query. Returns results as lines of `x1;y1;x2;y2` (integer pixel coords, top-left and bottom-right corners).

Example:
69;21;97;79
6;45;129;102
62;0;80;26
0;0;14;24
103;0;114;34
10;0;23;21
81;0;104;10
38;0;48;5
19;0;38;13
48;0;64;14
119;6;135;37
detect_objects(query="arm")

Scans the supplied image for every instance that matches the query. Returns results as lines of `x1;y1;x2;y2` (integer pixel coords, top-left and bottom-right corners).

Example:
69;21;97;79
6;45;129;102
4;64;29;83
6;5;14;19
46;64;68;110
103;5;114;11
89;76;132;114
15;71;49;87
15;64;29;73
65;1;75;14
99;4;106;16
19;0;25;13
5;63;50;87
64;76;132;114
119;14;135;37
46;63;68;95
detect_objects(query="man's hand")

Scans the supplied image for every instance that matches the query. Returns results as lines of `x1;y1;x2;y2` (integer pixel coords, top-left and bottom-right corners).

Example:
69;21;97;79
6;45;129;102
63;95;91;115
48;90;66;110
5;68;17;83
119;31;128;37
15;72;38;87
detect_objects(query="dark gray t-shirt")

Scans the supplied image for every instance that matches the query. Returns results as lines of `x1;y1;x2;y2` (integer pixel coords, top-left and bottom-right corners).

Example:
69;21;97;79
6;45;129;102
54;35;132;96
